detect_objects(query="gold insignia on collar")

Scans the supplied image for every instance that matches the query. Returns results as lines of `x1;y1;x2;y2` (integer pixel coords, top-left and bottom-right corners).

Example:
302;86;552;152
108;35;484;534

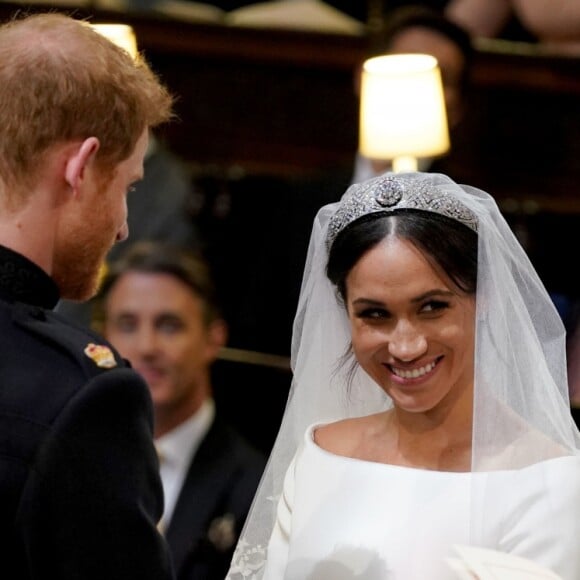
84;343;117;369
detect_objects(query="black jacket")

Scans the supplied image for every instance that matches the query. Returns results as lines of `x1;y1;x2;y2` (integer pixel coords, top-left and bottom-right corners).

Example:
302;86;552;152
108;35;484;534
0;245;174;580
165;418;265;580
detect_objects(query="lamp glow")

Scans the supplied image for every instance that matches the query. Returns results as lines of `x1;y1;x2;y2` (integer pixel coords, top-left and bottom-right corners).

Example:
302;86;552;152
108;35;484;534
359;53;450;172
90;24;138;60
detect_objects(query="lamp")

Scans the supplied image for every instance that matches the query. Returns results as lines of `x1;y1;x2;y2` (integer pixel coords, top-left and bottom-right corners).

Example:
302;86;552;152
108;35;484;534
359;53;450;173
90;23;138;60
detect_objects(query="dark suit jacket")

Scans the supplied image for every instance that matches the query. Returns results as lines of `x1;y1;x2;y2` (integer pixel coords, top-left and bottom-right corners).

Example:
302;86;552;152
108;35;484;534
165;417;266;580
0;245;173;580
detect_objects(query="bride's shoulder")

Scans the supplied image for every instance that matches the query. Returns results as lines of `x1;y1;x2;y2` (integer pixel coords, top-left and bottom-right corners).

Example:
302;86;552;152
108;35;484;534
313;413;386;455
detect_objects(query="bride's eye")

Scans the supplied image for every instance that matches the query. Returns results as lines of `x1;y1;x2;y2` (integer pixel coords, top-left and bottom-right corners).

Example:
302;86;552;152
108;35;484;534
356;307;390;320
421;300;449;313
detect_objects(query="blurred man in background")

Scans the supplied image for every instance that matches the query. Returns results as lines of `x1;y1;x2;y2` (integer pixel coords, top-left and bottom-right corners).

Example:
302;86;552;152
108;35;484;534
95;241;266;580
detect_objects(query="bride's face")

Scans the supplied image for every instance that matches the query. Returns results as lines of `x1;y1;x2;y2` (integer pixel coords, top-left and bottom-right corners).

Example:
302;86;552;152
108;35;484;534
345;235;476;415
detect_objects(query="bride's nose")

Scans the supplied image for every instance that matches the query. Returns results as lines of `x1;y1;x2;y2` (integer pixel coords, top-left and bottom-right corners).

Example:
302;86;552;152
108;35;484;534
387;319;427;361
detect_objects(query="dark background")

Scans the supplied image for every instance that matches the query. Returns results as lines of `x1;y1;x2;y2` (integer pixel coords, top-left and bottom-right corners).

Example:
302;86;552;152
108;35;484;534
3;1;578;450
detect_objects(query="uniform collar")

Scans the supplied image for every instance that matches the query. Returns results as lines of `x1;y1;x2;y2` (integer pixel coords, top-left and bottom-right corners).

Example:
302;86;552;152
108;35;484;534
0;244;60;309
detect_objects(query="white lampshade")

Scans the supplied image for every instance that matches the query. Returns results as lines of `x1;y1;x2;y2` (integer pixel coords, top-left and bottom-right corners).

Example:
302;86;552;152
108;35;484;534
90;24;138;60
359;53;450;172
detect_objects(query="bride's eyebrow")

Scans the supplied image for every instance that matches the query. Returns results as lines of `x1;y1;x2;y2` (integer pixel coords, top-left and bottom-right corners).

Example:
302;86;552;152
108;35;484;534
410;289;455;304
351;298;385;307
351;289;454;308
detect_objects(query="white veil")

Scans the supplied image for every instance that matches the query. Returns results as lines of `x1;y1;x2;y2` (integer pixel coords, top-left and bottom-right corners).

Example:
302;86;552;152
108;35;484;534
227;172;580;578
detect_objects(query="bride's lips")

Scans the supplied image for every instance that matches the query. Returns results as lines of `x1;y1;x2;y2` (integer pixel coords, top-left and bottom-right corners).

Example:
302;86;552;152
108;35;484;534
385;356;442;384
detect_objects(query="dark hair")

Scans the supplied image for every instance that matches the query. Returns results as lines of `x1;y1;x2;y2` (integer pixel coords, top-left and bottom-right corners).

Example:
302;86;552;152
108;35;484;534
369;5;473;93
94;241;221;330
326;210;478;303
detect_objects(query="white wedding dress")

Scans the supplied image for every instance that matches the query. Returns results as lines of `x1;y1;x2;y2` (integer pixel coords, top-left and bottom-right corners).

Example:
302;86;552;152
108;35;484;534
262;423;580;580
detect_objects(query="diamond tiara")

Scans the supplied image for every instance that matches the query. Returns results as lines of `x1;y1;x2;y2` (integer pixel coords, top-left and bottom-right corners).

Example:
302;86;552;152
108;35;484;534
326;173;478;250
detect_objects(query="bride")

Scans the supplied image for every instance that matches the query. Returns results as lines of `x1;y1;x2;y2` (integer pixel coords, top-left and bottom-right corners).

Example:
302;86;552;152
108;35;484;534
226;172;580;579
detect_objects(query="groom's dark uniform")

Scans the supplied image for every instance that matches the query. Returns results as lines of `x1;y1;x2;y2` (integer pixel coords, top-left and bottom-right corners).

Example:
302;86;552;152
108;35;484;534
0;245;173;580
